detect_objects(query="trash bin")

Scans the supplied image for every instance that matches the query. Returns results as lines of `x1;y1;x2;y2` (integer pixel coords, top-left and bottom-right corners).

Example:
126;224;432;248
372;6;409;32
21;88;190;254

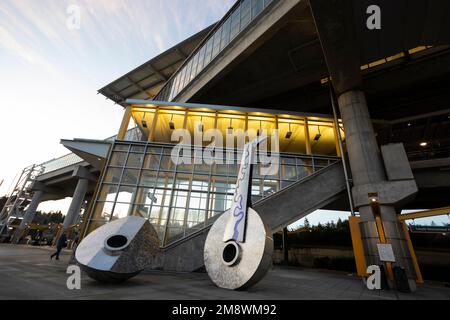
393;266;411;293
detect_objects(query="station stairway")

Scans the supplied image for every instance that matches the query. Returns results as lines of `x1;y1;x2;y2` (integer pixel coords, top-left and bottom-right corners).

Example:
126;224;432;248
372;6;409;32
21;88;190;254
158;161;347;272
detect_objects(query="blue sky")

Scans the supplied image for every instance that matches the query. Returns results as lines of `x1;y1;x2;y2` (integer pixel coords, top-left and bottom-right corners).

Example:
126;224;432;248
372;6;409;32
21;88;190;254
0;1;447;227
0;0;234;208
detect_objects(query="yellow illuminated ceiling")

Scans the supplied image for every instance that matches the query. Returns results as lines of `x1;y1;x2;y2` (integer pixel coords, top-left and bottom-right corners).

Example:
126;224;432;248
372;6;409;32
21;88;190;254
128;103;344;156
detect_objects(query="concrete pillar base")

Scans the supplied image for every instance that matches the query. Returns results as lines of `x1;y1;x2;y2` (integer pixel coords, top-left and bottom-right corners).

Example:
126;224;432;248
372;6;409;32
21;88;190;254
338;90;417;287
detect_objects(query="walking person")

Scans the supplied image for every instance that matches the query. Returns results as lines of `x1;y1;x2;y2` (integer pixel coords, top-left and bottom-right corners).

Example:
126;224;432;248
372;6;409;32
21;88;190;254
50;233;67;260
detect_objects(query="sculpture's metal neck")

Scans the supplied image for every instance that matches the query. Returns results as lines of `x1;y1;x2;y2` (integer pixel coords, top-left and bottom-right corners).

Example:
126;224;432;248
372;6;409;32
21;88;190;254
223;136;269;243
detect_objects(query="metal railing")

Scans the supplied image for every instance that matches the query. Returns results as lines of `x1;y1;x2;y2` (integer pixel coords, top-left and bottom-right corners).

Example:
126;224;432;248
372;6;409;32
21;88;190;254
37;128;141;177
39;153;84;175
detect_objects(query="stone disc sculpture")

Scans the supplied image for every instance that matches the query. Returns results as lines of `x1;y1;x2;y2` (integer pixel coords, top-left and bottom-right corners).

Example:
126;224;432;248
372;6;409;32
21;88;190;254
204;207;273;290
75;216;161;283
204;136;274;290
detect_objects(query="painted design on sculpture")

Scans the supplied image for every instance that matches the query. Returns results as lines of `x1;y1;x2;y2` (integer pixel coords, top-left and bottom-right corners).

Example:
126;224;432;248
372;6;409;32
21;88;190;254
232;194;244;240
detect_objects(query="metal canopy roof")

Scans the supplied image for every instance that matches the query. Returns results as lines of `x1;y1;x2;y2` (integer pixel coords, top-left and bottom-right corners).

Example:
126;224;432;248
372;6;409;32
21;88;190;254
98;24;215;105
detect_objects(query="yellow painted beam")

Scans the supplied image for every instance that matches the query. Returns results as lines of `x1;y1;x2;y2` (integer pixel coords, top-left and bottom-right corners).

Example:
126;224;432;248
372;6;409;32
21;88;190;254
348;216;368;277
401;222;424;284
117;106;132;140
304;118;312;155
375;215;394;280
398;207;450;221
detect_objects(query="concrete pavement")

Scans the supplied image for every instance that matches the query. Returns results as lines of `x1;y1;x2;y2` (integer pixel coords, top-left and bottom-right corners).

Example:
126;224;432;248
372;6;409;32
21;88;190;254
0;244;449;300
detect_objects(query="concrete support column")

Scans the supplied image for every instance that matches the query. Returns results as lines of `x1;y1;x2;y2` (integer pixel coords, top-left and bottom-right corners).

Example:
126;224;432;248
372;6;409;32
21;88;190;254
338;91;417;285
282;228;289;265
63;178;89;231
13;190;44;243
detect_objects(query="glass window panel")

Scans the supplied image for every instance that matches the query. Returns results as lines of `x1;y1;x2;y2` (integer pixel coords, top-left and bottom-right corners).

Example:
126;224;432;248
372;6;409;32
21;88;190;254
240;0;252;30
149;206;169;229
191;178;210;191
172;190;188;208
116;185;136;203
92;201;114;221
156;171;174;189
262;179;278;196
143;153;161;170
281;157;296;165
190;52;200;81
252;179;261;196
146;146;162;154
98;184;118;202
171;74;181;99
281;165;297;181
281;180;295;189
176;161;193;173
114;144;129;152
212;163;228;176
187;209;206;227
251;0;264;18
131;145;145;153
175;174;191;190
169;77;178;101
139;170;158;187
189;193;208;216
230;6;241;40
264;0;273;7
121;169;140;185
178;66;187;92
104;167;123;184
183;60;193;89
228;163;239;177
296;165;309;180
203;38;214;67
133;187;155;205
160;155;175;171
211;27;222;59
131;203;150;219
109;152;127;167
112;202;131;220
194;162;211;174
126;152;144;168
196;46;206;75
220;18;231;50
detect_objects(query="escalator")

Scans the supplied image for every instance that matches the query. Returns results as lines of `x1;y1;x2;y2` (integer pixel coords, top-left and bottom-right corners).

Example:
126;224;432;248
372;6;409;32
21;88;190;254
159;161;347;272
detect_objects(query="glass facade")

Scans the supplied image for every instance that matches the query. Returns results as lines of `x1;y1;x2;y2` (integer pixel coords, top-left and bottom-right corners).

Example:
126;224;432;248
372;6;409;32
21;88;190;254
86;141;339;246
155;0;275;102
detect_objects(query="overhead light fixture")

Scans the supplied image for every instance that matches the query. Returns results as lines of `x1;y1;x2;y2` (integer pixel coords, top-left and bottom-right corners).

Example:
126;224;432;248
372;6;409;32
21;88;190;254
314;126;322;141
407;122;411;127
169;114;175;130
141;112;148;128
285;123;293;139
227;119;234;134
420;142;428;147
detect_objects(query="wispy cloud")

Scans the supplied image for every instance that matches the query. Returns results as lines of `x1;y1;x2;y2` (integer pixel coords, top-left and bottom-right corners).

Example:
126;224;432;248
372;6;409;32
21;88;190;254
0;0;235;83
0;0;235;199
